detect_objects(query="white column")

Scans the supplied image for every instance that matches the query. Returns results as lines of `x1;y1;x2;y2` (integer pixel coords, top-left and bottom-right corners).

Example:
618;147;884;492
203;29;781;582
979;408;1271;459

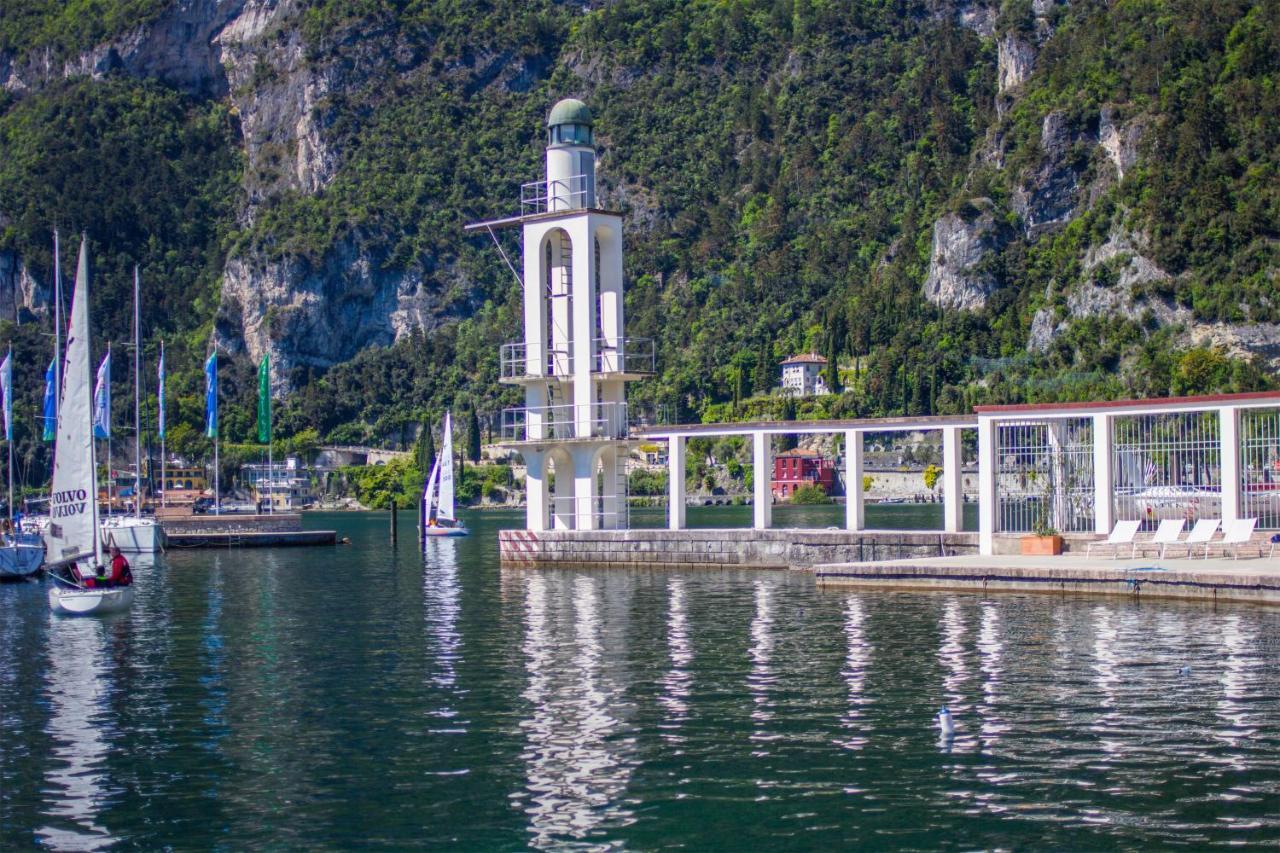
978;416;997;556
942;426;963;533
573;449;597;531
668;436;686;530
753;432;772;530
570;218;595;438
1093;413;1114;533
1220;406;1241;525
845;429;864;531
523;450;547;531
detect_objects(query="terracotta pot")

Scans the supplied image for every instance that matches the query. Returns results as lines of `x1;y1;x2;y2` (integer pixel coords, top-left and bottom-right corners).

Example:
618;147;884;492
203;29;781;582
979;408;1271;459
1020;534;1063;556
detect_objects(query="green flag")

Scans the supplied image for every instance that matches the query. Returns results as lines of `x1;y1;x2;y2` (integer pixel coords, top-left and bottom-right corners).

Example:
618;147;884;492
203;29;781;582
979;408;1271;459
257;354;271;444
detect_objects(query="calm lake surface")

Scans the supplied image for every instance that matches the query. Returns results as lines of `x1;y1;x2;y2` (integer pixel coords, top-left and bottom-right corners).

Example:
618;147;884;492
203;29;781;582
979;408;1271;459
2;508;1279;849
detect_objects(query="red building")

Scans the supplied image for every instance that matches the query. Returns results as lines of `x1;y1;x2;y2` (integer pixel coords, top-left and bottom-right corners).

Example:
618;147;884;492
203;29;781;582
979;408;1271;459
771;449;836;499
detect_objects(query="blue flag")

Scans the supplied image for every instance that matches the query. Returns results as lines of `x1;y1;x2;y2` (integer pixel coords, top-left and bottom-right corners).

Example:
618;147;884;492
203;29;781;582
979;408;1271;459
0;349;11;442
42;359;56;441
157;342;166;440
204;351;217;439
93;350;111;439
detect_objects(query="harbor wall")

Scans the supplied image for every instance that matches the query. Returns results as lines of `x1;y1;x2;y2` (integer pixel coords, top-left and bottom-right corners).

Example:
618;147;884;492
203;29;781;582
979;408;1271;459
499;528;979;570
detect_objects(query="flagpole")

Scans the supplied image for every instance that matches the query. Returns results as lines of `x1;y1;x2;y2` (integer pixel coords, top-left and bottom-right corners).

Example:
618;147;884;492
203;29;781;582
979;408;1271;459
105;341;112;516
133;266;141;518
159;340;166;508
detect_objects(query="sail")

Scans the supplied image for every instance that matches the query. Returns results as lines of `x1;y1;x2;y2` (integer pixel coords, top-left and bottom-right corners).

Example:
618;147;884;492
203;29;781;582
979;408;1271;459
44;239;100;566
439;411;455;521
422;456;441;525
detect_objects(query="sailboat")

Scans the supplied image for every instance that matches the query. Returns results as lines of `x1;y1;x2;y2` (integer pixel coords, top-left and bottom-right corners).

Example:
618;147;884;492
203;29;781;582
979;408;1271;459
100;267;165;554
0;349;45;578
46;238;134;616
421;411;468;537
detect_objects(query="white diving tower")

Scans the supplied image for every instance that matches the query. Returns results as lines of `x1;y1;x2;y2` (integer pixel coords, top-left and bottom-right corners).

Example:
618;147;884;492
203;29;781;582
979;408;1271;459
467;98;653;531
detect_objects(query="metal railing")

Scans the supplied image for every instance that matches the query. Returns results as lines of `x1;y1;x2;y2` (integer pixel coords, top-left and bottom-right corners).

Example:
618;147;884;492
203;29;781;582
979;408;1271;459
501;402;630;442
521;174;594;214
995;418;1096;534
1241;407;1280;530
499;337;655;380
499;342;573;379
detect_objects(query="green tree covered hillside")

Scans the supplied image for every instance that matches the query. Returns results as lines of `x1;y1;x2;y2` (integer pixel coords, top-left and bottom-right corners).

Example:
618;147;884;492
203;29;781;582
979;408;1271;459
0;0;1275;465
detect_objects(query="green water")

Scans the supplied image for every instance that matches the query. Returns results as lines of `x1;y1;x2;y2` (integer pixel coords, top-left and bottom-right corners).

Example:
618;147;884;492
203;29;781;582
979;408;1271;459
2;509;1279;849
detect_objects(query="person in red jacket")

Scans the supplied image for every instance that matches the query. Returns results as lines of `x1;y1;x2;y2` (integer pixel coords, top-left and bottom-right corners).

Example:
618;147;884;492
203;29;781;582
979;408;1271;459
105;544;133;587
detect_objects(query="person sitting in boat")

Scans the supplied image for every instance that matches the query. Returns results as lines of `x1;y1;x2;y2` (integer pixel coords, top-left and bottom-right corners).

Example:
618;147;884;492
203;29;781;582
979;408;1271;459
104;544;133;587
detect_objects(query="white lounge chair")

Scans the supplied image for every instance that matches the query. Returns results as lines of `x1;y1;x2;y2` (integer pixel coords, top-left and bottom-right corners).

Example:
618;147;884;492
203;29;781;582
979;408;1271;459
1183;518;1220;558
1086;519;1143;558
1212;518;1259;560
1141;518;1185;559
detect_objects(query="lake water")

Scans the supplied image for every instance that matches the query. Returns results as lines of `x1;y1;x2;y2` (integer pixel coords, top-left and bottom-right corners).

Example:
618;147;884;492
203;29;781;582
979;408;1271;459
2;509;1279;849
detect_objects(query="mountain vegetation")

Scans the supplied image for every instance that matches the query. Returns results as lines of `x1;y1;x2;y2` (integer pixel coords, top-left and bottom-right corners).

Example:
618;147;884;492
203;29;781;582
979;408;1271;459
0;0;1276;481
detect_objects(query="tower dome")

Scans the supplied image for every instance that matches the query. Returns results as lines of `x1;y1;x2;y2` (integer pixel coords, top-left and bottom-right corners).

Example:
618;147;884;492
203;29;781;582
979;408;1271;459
547;98;593;146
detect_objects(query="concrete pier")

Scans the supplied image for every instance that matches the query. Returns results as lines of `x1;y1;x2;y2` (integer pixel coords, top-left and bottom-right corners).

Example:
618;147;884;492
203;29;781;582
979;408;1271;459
813;553;1280;607
499;528;978;570
160;513;338;548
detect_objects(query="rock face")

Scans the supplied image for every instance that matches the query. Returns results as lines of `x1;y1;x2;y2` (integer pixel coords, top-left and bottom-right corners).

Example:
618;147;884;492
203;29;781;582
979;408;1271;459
1;0;248;96
0;252;50;322
997;34;1035;94
1012;111;1088;236
215;241;464;382
1097;106;1144;181
922;200;1011;312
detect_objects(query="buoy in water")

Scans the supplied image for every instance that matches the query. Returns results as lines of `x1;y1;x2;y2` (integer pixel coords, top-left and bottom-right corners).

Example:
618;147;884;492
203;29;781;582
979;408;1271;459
1179;665;1191;676
937;707;954;738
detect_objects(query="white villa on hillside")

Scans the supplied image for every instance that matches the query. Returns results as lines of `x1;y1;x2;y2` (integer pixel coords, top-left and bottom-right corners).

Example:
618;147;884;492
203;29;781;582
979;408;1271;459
780;353;828;396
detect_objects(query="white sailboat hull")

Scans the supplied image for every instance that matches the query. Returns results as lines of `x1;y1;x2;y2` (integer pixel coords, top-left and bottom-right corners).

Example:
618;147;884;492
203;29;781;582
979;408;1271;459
100;517;165;554
423;524;468;537
48;584;134;616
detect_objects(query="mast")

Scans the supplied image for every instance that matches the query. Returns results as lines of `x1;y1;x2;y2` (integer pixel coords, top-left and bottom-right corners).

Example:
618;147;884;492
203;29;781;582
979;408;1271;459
133;266;141;518
53;229;61;434
159;340;165;508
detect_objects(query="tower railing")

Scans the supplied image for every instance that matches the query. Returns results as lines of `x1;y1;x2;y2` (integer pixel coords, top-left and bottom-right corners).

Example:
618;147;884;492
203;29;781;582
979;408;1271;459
520;175;593;214
501;402;630;442
499;337;654;380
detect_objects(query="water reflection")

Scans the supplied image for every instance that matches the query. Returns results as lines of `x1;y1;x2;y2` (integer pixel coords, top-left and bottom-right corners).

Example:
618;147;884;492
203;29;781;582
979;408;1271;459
747;580;777;746
836;595;871;751
422;539;464;733
1216;615;1259;753
658;577;692;737
976;603;1007;749
515;574;635;848
937;598;975;751
36;616;118;850
1089;606;1122;762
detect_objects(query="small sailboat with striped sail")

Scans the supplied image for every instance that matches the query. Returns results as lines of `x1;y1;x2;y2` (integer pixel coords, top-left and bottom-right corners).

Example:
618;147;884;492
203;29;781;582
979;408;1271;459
421;411;468;538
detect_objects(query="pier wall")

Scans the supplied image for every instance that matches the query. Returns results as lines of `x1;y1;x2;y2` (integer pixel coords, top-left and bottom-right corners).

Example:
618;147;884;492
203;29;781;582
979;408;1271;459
499;528;979;570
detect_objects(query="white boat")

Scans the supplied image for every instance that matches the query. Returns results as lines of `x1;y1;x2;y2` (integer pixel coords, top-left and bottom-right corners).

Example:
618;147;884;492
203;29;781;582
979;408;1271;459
46;583;134;615
421;411;468;538
1131;484;1222;520
101;515;166;554
45;238;134;617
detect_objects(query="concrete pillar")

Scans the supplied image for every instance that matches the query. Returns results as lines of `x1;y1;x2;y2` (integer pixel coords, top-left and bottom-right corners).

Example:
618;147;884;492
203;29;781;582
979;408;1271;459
551;451;576;530
523;449;548;531
668;436;686;530
1220;406;1241;524
978;417;996;556
573;449;597;530
942;426;963;533
845;429;864;531
753;432;772;530
1092;413;1114;533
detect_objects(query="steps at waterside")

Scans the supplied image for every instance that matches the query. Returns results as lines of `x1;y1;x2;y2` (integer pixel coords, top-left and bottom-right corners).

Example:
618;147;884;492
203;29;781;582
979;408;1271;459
158;511;337;548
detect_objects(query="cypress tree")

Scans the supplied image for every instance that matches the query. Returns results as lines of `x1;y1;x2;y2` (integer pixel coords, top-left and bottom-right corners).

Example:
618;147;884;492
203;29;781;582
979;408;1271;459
825;329;842;394
755;338;773;394
467;407;482;463
415;420;435;478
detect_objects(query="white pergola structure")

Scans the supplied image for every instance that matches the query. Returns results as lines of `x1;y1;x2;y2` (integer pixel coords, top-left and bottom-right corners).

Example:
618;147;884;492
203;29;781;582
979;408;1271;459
976;391;1280;555
638;415;978;534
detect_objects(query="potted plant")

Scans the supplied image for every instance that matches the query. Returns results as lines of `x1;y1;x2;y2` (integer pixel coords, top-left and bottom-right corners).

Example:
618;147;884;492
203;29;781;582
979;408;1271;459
1021;515;1063;555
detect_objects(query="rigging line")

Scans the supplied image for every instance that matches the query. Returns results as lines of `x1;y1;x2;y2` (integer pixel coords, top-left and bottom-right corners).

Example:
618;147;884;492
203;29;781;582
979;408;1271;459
486;226;523;289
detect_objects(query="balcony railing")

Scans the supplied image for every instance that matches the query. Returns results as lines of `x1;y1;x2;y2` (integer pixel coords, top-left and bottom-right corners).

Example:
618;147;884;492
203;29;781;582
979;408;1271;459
501;402;630;442
500;338;655;381
521;174;594;215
